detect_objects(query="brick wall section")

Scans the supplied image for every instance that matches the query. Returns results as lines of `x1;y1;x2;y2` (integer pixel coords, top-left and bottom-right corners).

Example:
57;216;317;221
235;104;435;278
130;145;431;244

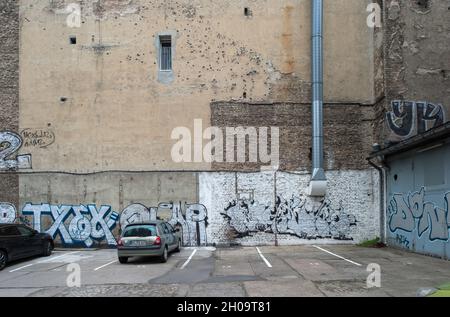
0;0;19;131
0;1;19;208
211;102;375;172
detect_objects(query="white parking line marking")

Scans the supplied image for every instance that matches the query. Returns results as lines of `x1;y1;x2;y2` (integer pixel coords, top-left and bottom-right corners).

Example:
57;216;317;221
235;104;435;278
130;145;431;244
180;248;197;269
94;260;118;271
38;251;79;264
7;251;80;272
9;264;33;273
256;247;272;268
312;245;362;267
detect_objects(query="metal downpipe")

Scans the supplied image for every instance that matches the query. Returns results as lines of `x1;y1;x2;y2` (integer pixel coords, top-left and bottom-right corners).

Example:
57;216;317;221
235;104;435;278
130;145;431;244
308;0;327;196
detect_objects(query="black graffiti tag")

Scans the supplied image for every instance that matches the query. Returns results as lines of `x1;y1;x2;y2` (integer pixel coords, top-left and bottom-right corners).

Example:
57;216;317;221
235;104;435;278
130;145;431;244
386;101;445;138
387;101;415;137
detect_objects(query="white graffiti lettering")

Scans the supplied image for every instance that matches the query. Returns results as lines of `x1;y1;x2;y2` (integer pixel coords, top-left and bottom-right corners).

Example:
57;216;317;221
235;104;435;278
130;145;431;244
22;203;119;247
119;202;208;246
0;131;32;171
0;202;16;224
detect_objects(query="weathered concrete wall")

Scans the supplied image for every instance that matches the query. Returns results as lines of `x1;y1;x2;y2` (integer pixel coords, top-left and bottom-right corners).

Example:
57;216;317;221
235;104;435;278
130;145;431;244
18;0;380;173
2;0;385;247
18;172;201;247
200;170;380;245
376;0;450;145
0;1;20;213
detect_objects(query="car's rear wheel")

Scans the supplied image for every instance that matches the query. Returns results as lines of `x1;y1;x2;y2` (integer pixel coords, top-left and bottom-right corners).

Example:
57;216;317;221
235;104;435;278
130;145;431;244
160;246;168;263
0;250;7;271
43;241;52;257
175;239;181;253
118;257;128;264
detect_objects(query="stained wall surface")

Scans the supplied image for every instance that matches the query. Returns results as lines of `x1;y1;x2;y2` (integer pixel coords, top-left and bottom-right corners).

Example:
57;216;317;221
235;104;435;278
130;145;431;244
0;0;383;247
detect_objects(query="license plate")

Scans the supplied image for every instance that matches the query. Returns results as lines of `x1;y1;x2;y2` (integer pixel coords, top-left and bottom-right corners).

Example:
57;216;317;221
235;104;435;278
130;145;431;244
128;240;147;247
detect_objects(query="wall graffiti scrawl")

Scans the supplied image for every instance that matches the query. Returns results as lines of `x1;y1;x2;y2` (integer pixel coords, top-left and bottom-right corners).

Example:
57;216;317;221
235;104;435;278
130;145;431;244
22;203;119;247
20;128;55;148
388;188;450;241
222;195;357;240
120;204;152;228
19;201;207;247
120;202;208;246
386;101;445;139
0;131;32;170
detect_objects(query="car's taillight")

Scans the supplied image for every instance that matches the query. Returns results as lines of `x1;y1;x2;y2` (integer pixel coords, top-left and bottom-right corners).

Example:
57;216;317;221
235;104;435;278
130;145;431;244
154;236;161;245
117;238;123;246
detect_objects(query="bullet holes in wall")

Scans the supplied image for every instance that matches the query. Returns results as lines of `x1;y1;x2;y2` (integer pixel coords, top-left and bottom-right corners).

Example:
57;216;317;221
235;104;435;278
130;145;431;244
413;0;431;12
244;7;252;17
69;36;76;45
416;0;430;9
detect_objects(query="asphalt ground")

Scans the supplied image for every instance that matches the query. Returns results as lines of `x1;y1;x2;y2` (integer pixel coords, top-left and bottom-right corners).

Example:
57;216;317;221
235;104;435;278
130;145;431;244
0;244;449;297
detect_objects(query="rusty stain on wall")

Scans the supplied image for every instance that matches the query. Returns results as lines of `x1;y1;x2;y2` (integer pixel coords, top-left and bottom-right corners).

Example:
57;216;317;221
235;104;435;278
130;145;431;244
281;5;295;75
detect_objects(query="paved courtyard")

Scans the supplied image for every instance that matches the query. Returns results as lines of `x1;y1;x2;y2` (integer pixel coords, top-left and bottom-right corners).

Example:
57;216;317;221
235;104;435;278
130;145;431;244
0;245;449;297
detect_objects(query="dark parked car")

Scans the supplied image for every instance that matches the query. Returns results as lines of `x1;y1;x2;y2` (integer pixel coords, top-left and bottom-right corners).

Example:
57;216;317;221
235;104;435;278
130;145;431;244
0;224;54;271
117;221;182;264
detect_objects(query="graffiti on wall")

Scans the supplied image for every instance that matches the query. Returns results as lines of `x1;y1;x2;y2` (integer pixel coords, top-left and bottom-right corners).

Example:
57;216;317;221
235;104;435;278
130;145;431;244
22;203;119;247
120;203;152;228
395;234;410;248
0;131;32;170
0;202;16;224
18;201;207;247
386;101;445;139
20;128;55;148
388;188;450;241
120;202;208;246
222;195;357;240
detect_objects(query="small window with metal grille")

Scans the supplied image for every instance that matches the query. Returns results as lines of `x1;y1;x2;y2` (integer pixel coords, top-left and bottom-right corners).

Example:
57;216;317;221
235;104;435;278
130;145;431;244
159;35;172;71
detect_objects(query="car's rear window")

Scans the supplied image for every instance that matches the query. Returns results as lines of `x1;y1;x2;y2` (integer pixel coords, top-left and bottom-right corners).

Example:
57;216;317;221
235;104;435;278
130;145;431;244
123;225;157;237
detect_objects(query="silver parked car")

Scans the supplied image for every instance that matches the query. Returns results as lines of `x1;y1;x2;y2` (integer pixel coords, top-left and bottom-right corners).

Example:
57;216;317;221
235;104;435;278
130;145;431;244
117;221;182;264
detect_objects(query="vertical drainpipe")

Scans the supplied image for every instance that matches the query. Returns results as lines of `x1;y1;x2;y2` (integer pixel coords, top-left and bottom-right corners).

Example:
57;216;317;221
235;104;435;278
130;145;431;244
368;159;386;243
308;0;327;196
